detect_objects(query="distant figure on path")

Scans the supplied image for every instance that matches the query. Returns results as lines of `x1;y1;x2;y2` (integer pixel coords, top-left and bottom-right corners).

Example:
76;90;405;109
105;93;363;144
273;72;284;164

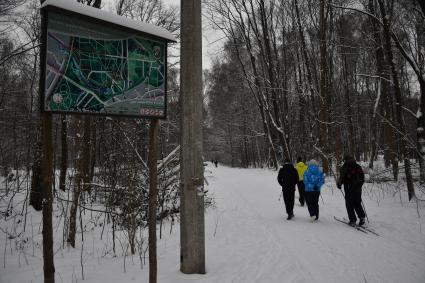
296;157;307;206
337;155;366;227
214;160;218;167
277;159;299;220
303;160;325;221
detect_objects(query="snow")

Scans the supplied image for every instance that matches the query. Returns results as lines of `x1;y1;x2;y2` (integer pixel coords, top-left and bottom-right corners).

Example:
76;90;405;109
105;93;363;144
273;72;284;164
1;164;425;282
41;0;176;42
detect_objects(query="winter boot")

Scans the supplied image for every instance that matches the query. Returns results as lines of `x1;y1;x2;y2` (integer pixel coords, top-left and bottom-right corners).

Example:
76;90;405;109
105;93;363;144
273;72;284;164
299;199;304;207
348;221;356;227
358;218;365;227
287;214;294;220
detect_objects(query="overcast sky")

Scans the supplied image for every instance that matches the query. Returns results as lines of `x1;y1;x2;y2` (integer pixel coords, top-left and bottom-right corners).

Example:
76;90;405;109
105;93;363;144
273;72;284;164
103;0;224;70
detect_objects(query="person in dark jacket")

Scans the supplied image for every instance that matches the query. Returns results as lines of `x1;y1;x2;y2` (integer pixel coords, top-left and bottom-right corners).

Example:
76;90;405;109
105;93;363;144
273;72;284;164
337;155;366;226
277;159;299;220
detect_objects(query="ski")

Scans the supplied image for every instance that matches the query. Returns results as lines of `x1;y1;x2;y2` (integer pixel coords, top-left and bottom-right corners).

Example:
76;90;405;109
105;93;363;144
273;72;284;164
334;216;380;236
340;217;379;236
334;216;367;233
357;224;379;236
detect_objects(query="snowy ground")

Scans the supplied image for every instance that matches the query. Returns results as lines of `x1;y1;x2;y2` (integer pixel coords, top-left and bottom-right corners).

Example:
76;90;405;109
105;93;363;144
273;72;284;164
1;163;425;283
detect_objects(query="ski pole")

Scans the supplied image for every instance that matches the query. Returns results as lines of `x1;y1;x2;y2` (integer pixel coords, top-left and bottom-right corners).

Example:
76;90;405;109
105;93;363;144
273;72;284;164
361;199;369;223
339;187;345;198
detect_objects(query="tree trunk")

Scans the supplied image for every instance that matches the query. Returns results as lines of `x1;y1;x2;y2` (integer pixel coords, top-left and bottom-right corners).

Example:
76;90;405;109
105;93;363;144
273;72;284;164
416;0;425;15
319;0;329;173
378;0;415;200
229;23;278;168
418;80;425;183
294;0;317;153
67;116;84;248
59;115;67;191
89;120;97;188
81;116;92;193
368;0;398;176
416;18;425;183
30;135;43;211
258;0;291;161
339;20;356;154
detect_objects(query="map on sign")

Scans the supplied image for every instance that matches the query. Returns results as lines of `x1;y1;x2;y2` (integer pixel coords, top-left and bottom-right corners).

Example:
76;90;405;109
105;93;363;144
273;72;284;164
44;12;166;117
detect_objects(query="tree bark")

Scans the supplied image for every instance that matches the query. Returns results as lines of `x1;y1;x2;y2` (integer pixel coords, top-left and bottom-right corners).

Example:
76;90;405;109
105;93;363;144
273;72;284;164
378;0;415;200
59;115;67;191
67;116;84;248
368;0;398;177
319;0;329;173
416;17;425;183
30;136;43;211
81;116;92;192
258;0;291;161
339;18;356;155
416;0;425;15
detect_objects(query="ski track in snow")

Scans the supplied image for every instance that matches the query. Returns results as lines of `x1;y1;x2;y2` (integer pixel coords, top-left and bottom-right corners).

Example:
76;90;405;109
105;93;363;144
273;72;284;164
1;163;425;283
200;165;425;283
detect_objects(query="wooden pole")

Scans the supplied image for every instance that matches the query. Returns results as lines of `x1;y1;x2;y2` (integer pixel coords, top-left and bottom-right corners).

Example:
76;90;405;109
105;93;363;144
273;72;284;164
39;2;55;281
148;119;159;283
180;0;205;274
41;112;55;283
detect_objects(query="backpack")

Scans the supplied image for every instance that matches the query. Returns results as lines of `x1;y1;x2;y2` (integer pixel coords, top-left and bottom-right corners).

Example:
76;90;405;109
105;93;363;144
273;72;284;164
346;164;364;187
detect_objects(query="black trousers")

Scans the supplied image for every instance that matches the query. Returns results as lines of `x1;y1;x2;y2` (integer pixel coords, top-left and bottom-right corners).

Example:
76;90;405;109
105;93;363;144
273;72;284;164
344;187;365;222
305;191;320;218
297;181;305;205
282;189;295;216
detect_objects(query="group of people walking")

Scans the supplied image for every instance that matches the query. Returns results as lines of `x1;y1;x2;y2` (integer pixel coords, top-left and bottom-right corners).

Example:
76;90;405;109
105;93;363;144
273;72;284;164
278;157;324;221
277;155;366;226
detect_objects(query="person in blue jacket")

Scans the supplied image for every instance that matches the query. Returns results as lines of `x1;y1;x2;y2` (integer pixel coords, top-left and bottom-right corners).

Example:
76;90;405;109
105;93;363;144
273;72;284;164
303;159;325;221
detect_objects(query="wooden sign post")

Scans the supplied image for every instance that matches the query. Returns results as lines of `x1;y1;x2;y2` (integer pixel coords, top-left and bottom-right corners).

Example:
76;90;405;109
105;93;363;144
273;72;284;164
38;1;175;282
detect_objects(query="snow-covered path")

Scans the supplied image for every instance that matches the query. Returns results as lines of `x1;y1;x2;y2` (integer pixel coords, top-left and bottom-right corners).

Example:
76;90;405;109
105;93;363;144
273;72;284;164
192;164;425;283
1;164;425;283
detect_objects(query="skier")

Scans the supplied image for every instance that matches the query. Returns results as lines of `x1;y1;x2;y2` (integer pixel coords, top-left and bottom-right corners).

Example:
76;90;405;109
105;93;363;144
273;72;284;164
303;159;325;221
277;159;299;220
296;157;307;206
337;155;366;227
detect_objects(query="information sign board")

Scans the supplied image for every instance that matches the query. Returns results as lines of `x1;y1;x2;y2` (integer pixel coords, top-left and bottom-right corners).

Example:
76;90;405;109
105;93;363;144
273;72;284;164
41;3;173;118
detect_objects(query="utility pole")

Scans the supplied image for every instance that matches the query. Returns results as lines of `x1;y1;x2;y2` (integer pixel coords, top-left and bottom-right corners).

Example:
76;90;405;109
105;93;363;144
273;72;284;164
180;0;205;274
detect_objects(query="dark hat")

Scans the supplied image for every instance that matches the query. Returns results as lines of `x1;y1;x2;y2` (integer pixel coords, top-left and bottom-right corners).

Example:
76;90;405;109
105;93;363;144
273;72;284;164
343;154;354;162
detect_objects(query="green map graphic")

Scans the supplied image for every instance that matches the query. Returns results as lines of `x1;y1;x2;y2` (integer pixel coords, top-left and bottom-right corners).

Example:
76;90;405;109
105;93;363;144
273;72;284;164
45;13;166;117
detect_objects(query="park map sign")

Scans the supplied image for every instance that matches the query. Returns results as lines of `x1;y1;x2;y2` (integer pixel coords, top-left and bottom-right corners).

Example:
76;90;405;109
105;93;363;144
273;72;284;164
41;0;175;118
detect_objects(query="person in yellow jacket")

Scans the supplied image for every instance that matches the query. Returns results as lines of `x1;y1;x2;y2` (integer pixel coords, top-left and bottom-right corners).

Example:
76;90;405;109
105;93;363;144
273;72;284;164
296;157;308;206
